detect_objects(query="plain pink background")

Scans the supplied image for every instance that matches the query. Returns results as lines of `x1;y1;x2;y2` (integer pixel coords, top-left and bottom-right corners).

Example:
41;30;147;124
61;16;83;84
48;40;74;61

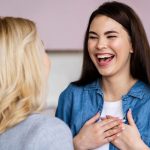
0;0;149;50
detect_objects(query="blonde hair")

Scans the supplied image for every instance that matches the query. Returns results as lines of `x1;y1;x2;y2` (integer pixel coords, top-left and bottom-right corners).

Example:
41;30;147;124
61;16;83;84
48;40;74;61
0;17;46;133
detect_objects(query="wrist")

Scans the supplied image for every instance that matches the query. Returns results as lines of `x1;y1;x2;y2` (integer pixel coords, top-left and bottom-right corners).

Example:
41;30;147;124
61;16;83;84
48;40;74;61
132;139;149;150
73;135;86;150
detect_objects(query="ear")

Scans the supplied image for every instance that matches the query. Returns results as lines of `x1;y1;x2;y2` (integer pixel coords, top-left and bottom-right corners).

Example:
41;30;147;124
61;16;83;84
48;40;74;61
129;41;133;53
130;49;134;53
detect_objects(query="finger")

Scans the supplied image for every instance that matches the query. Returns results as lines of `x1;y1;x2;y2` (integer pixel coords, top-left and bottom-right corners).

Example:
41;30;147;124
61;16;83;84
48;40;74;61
100;138;110;145
106;115;118;119
100;117;106;121
99;118;121;127
85;112;100;125
101;115;118;121
127;109;135;126
106;134;119;143
102;120;123;132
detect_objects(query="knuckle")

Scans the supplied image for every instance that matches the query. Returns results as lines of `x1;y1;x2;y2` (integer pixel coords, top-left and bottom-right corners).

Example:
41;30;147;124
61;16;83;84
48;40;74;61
113;121;118;126
109;123;114;128
94;123;100;131
111;120;119;127
110;136;115;141
109;130;113;135
107;136;112;142
105;123;111;129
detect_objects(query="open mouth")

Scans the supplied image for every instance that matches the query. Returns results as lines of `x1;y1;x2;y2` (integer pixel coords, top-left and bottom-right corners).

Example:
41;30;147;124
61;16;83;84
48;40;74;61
96;54;115;66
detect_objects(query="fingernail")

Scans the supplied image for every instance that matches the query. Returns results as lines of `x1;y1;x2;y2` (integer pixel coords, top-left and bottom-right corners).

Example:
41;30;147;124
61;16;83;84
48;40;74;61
129;108;132;114
95;118;100;122
100;117;105;120
97;111;101;115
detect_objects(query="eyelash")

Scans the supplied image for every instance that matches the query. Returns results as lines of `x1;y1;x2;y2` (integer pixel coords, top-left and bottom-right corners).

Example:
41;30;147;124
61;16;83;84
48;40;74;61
88;35;117;40
107;36;117;39
88;36;98;39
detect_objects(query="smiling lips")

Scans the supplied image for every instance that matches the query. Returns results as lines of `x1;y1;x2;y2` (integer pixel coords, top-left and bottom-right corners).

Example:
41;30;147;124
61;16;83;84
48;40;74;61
96;53;114;66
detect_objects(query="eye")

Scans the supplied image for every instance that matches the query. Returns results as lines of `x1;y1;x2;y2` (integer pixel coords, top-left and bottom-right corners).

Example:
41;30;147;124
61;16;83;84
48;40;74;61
107;35;117;39
88;35;98;40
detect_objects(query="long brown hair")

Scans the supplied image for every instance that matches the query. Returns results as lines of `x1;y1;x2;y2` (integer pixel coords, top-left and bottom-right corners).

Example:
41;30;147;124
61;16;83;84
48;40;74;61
74;1;150;85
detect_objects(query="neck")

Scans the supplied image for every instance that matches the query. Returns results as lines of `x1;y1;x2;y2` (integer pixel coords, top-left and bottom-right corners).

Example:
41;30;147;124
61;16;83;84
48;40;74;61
101;74;137;102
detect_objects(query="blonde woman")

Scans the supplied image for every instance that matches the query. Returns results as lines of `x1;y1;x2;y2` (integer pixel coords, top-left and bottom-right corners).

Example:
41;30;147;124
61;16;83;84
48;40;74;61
0;17;73;150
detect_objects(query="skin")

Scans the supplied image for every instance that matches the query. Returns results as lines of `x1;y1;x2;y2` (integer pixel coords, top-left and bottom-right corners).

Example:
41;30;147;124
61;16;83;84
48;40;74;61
106;110;149;150
88;15;133;80
73;15;150;150
88;15;137;101
74;112;124;150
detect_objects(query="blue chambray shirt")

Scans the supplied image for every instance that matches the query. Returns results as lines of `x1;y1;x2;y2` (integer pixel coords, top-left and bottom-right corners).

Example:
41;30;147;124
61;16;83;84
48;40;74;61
56;79;150;149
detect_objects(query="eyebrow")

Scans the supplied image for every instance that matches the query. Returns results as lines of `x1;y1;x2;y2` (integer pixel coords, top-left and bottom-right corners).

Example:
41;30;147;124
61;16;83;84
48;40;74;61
104;30;119;35
88;31;98;36
88;30;119;36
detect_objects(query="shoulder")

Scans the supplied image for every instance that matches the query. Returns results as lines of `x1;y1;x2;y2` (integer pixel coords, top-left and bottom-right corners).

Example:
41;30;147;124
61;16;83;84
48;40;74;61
138;81;150;98
24;113;73;150
142;83;150;101
57;79;100;108
26;113;71;133
58;83;84;104
133;81;150;104
61;83;84;95
131;80;150;99
143;82;150;93
60;79;99;97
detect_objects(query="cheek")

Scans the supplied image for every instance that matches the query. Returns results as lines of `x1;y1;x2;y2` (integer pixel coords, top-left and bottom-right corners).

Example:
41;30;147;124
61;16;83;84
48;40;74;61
88;40;92;50
109;40;122;50
88;43;92;55
109;36;132;52
88;40;96;54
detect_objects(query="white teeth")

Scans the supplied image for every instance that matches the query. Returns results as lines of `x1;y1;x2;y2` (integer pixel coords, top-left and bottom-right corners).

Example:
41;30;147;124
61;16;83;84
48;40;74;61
98;56;109;59
97;54;113;59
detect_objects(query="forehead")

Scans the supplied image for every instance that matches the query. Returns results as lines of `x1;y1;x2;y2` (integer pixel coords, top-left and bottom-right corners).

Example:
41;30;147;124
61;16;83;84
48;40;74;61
89;15;124;33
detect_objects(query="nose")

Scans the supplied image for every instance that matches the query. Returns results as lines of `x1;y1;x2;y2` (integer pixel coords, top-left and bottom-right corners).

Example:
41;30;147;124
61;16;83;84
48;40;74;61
96;37;107;50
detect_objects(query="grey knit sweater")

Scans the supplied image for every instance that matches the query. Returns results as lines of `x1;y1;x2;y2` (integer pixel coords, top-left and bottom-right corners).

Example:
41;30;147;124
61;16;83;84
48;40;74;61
0;113;74;150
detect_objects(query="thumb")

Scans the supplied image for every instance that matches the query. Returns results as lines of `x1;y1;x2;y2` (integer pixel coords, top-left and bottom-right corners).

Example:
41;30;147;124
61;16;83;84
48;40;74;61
127;109;135;126
85;112;100;125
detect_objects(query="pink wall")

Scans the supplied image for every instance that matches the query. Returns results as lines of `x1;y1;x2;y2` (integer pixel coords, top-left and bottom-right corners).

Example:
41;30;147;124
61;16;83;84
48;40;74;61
0;0;149;50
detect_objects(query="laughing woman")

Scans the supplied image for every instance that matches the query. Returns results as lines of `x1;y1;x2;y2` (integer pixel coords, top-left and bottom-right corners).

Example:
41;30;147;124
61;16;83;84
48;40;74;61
56;1;150;150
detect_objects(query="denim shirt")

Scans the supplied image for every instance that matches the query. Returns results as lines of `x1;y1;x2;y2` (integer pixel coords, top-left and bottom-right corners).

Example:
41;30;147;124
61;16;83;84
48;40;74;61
56;79;150;149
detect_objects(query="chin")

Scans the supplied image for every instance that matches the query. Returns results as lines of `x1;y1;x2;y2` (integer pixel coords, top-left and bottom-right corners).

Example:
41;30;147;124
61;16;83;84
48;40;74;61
98;70;115;77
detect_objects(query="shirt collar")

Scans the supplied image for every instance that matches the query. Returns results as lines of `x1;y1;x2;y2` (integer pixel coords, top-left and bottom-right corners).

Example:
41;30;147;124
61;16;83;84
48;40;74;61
83;79;147;100
125;80;147;99
83;79;103;95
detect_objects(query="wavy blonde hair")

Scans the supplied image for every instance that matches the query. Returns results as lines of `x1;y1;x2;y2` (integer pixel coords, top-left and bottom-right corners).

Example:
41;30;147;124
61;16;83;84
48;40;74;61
0;17;46;133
